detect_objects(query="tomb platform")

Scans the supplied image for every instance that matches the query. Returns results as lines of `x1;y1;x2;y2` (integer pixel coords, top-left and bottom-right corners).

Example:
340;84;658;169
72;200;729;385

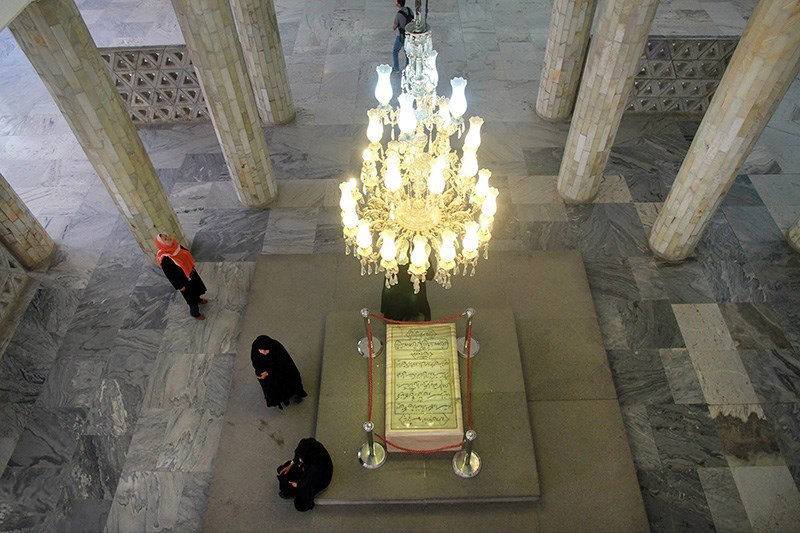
315;308;540;504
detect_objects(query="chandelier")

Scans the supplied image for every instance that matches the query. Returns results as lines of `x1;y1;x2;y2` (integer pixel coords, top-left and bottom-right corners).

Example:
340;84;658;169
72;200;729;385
339;18;498;293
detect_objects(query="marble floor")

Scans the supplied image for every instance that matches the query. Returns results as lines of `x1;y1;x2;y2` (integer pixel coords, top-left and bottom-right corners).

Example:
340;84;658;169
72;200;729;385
0;0;799;532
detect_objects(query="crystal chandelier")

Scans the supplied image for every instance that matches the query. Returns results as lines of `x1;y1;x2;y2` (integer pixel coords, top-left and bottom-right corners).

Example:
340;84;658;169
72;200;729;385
339;17;498;293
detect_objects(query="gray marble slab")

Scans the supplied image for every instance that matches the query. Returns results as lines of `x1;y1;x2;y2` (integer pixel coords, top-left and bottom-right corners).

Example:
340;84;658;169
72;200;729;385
740;350;800;404
8;407;88;468
647;404;727;468
659;348;705;404
637;467;716;533
719;303;793;350
607;349;673;405
697;467;753;533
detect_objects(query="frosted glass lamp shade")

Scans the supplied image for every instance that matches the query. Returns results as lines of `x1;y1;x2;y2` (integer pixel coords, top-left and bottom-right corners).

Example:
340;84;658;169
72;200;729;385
379;230;397;262
410;235;429;269
462;221;479;254
439;230;457;264
463;116;483;151
449;77;467;119
366;109;383;143
356;220;372;249
384;153;402;192
475;169;491;198
397;93;417;136
460;150;478;178
481;187;499;217
425;50;439;89
427;157;446;194
375;65;393;106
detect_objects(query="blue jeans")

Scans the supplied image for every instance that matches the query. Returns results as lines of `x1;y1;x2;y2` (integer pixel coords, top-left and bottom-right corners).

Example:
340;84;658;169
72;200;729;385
392;35;405;72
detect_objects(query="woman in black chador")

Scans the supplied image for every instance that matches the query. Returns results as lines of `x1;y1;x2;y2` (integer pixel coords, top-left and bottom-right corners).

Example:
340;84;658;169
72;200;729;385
276;438;333;512
251;335;307;410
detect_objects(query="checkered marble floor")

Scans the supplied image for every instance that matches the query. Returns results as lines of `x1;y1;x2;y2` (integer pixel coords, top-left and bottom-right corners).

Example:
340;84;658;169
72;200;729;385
1;0;800;532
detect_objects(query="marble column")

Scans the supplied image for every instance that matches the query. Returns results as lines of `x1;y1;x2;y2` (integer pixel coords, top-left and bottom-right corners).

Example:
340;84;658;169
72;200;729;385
649;0;800;261
536;0;597;121
230;0;295;125
171;0;278;207
557;0;659;204
0;172;54;269
9;0;185;258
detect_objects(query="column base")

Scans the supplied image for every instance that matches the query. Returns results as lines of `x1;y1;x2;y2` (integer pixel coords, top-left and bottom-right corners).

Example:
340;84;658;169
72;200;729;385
648;238;692;264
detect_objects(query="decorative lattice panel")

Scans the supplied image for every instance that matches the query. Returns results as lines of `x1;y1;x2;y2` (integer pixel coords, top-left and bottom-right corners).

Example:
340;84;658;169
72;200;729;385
100;46;208;125
626;37;738;114
99;38;739;124
0;244;28;321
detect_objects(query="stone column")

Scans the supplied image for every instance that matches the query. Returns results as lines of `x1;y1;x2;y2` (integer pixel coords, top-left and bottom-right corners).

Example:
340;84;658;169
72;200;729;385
0;172;54;269
557;0;659;204
230;0;295;125
9;0;185;258
650;0;800;261
171;0;278;207
536;0;597;121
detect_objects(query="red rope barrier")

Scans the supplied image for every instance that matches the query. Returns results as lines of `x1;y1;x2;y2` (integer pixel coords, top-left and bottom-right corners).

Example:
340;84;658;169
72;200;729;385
364;310;475;454
369;312;464;325
374;433;463;454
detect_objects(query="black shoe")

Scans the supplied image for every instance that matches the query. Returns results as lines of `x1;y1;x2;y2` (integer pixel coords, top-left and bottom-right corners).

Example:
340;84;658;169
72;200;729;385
277;403;283;410
294;396;304;404
279;491;292;500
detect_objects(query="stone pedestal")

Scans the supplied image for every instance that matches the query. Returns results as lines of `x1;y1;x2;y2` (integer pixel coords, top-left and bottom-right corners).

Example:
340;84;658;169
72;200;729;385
557;0;659;204
385;323;463;452
536;0;597;121
9;0;185;258
649;0;800;261
230;0;295;125
0;172;53;269
171;0;278;207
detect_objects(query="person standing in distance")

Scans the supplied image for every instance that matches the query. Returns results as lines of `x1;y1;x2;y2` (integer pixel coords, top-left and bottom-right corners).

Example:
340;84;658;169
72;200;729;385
154;233;208;320
392;0;414;73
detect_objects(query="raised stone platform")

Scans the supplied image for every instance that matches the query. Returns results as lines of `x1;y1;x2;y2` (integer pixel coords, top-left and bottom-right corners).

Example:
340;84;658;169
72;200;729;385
202;252;650;532
315;308;540;504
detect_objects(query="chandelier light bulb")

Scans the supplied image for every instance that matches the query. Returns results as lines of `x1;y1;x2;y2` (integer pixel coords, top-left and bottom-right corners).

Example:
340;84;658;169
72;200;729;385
425;50;439;89
375;64;393;106
438;97;450;125
366;109;383;143
439;230;457;264
427;157;446;194
475;169;491;198
449;77;467;120
379;230;397;262
339;179;357;211
397;93;417;136
463;116;484;151
356;219;372;249
342;208;359;229
410;235;429;269
462;222;479;254
362;147;374;163
460;149;478;178
481;187;499;217
384;152;402;192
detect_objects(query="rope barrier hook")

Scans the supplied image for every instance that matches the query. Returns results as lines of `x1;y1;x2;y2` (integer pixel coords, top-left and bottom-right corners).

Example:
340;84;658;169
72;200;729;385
358;421;386;469
457;307;480;358
452;429;481;478
357;308;383;358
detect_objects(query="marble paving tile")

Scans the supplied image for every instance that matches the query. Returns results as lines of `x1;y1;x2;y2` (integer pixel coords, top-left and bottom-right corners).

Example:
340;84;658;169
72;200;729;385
35;355;106;408
647;403;726;468
621;405;662;469
750;174;800;207
763;401;800;466
659;349;705;405
616;299;686;350
654;259;716;304
262;207;319;254
514;203;567;223
689;349;759;405
592;296;630;349
0;466;68;518
567;203;650;258
174;153;229;183
634;202;662;235
121;409;171;473
584;258;641;301
607;350;672;405
506;175;561;204
719;303;793;350
0;351;50;406
86;330;163;437
721;175;765;207
522;149;563;175
723;205;790;260
191;209;269;262
749;260;800;307
8;407;88;468
271;180;328;208
105;470;186;533
766;204;800;232
66;434;131;501
709;404;783;467
700;259;768;303
120;285;174;330
629;257;667;300
697;467;753;533
622;173;671;202
520;221;577;251
174;472;212;533
740;349;800;404
637;468;716;533
155;409;223;473
60;498;112;533
143;353;221;411
732;466;800;533
606;135;690;178
594;174;634;203
672;303;736;351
